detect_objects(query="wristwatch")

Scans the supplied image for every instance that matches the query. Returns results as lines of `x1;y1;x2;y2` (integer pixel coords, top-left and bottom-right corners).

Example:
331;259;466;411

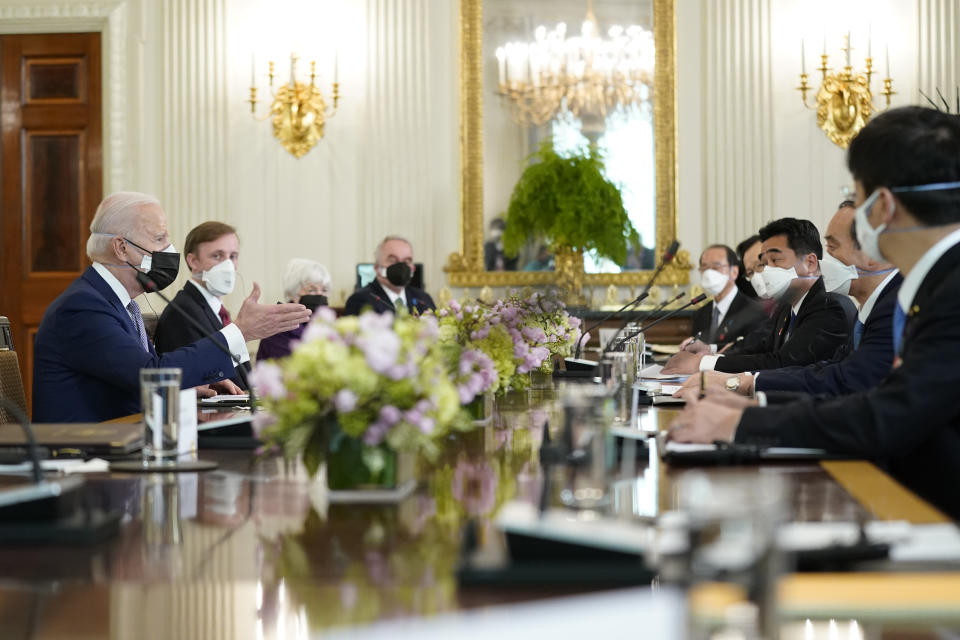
725;375;740;392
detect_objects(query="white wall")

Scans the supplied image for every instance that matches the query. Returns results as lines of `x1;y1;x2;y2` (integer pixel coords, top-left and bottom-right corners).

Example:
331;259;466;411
3;0;959;310
675;0;945;266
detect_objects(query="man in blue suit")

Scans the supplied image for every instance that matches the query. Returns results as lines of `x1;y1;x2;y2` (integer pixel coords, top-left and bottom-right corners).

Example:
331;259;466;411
32;192;311;422
684;203;901;399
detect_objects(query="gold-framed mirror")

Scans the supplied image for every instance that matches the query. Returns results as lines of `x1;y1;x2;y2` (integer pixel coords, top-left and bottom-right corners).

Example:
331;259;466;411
445;0;690;293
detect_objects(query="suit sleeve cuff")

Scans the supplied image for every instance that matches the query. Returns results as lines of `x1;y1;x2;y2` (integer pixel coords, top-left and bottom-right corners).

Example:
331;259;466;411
756;391;768;407
699;354;721;371
220;324;250;364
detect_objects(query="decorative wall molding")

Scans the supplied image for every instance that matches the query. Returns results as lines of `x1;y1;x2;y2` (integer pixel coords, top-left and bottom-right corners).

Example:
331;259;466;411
0;1;128;193
918;0;960;101
160;0;227;232
700;0;773;250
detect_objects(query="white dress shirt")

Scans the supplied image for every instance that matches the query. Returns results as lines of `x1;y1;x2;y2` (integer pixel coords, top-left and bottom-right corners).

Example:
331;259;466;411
897;227;960;313
187;279;250;364
381;282;407;310
858;270;900;324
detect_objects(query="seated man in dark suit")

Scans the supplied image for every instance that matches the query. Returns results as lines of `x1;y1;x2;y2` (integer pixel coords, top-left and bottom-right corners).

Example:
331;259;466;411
685;244;767;352
681;203;901;398
663;218;852;374
669;106;960;519
344;236;435;316
32;192;311;422
154;221;247;391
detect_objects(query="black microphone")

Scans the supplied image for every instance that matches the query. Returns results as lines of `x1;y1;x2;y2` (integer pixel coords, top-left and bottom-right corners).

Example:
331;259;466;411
639;239;681;299
572;292;650;360
605;293;686;355
134;270;258;413
628;293;708;339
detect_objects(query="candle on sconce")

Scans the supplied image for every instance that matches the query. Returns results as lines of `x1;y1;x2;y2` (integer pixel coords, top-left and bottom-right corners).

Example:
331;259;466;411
846;31;851;67
801;39;806;74
868;24;872;59
885;45;890;78
334;50;339;84
496;47;506;86
290;53;296;87
250;53;255;87
822;34;826;56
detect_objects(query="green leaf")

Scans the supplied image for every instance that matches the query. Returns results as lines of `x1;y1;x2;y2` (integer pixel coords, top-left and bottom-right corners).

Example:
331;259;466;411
502;139;639;264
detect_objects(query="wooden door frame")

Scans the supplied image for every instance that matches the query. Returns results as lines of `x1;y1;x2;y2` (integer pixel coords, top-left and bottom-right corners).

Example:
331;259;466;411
0;1;129;194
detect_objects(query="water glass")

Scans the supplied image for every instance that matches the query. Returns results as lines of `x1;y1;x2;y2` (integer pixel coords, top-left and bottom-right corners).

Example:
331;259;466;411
558;384;614;510
141;368;182;463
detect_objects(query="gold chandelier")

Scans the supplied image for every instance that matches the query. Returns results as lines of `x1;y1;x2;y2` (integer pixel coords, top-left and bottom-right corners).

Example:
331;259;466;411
494;0;654;128
249;53;340;158
797;33;894;149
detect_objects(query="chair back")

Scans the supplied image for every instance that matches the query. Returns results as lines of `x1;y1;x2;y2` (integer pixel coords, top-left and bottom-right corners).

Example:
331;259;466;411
0;316;27;422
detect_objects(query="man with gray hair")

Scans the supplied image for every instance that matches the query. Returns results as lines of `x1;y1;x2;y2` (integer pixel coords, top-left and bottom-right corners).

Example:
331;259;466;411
344;235;435;316
32;191;311;422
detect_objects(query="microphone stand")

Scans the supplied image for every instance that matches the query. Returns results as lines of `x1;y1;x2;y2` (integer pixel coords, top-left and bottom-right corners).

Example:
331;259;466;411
572;293;649;360
619;294;709;345
604;293;685;356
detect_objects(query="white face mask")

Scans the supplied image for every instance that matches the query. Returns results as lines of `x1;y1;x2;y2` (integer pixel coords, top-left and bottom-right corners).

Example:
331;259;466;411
820;253;859;295
759;266;798;300
854;190;889;263
854;180;960;263
749;271;767;298
700;268;729;298
201;259;236;297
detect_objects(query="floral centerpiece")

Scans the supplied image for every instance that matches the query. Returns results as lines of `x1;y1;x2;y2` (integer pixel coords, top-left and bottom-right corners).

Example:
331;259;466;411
432;290;582;395
250;309;471;490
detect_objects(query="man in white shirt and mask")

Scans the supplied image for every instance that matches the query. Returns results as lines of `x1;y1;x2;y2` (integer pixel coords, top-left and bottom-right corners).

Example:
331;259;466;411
154;221;248;392
683;244;767;353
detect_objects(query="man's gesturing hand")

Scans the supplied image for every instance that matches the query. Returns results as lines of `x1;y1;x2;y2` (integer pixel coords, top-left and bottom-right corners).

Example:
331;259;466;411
234;282;312;341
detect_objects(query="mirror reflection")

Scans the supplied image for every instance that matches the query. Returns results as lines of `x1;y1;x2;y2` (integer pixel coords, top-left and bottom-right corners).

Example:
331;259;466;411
483;0;656;275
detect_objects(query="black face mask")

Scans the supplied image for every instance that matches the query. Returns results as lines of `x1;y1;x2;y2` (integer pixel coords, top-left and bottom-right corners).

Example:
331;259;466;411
299;294;328;312
385;262;413;288
124;238;181;292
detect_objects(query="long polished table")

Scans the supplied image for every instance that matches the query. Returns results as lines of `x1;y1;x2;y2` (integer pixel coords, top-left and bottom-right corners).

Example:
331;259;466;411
0;390;958;639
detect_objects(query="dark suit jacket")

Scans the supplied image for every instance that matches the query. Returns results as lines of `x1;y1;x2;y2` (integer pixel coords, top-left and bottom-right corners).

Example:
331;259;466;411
756;274;902;398
153;282;247;389
690;290;767;349
735;244;960;519
343;280;436;316
713;277;852;373
32;267;236;423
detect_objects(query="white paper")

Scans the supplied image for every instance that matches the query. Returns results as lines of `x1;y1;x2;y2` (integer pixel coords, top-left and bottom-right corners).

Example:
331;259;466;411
663;441;717;453
0;458;109;474
639;364;689;382
178;388;198;457
199;394;250;404
660;384;684;395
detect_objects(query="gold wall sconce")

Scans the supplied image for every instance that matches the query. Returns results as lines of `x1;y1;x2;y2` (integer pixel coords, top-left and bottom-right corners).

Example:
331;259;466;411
797;33;894;149
248;53;340;158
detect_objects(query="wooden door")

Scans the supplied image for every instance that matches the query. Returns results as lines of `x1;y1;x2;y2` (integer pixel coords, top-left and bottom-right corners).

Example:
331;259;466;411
0;33;102;414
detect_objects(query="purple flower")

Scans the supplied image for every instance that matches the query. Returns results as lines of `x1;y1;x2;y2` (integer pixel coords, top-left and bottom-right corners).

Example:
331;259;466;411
333;389;358;412
379;405;402;425
357;330;401;374
251;410;277;437
363;421;388;445
522;326;547;343
315;307;337;323
249;362;286;400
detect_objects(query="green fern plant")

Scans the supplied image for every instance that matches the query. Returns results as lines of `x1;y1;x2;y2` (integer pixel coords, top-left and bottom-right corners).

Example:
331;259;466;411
502;140;640;265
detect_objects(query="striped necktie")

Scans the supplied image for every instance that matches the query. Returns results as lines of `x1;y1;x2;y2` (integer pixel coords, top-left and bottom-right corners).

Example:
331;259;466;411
127;300;150;352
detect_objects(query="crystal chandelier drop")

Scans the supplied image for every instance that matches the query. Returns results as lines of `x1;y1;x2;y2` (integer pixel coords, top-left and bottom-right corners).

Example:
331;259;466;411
494;1;654;128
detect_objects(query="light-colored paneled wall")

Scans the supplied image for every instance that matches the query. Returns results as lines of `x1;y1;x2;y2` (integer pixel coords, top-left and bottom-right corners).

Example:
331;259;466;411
3;0;960;310
676;0;926;266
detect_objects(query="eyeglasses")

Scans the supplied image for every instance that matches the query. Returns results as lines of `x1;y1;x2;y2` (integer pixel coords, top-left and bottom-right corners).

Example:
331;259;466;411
697;262;730;273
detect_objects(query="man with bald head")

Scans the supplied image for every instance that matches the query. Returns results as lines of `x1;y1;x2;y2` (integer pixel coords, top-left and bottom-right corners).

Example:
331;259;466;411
685;202;902;399
344;235;435;315
33;191;311;422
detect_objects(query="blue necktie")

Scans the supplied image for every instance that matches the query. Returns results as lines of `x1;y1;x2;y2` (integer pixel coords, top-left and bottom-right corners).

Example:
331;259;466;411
852;320;865;349
785;311;797;340
892;304;907;355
